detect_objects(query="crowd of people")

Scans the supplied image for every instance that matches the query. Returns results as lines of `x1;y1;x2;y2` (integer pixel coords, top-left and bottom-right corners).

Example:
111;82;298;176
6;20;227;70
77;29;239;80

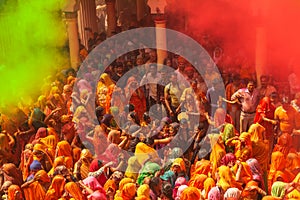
0;29;300;200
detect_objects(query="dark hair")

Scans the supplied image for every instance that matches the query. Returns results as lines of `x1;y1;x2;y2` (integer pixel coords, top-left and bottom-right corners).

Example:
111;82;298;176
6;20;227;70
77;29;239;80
149;177;161;190
95;106;105;118
162;183;174;200
144;137;155;146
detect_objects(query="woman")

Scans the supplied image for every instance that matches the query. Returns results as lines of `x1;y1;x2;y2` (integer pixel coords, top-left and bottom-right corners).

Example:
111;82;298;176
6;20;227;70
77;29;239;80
73;149;94;180
273;133;297;157
268;151;293;193
55;140;73;169
96;73;115;113
22;170;51;200
115;178;135;199
38;135;57;160
45;175;66;200
220;153;236;167
60;182;84;200
115;182;136;200
89;159;108;187
242;180;266;200
217;165;242;192
246;158;265;191
7;184;24;200
124;76;146;120
19;144;34;182
137;162;161;185
203;177;216;200
209;134;226;179
0;163;23;189
136;184;151;200
32;143;53;172
174;185;188;200
124;156;142;181
285;153;300;177
226;132;252;161
79;176;106;200
248;123;269;172
188;174;207;191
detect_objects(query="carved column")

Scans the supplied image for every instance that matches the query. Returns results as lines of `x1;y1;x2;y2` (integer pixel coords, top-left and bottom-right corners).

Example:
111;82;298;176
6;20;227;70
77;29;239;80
106;0;117;37
136;0;146;22
155;18;167;68
78;0;98;49
64;12;80;69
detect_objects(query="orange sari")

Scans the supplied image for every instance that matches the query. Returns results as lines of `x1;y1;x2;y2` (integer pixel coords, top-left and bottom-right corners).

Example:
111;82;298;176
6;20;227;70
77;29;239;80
55;141;73;169
45;175;66;200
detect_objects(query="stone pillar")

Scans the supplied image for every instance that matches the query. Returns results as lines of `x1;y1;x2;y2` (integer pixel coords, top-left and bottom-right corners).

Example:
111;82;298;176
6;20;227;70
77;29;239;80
155;19;167;69
106;0;117;37
78;0;98;49
64;12;80;70
136;0;146;22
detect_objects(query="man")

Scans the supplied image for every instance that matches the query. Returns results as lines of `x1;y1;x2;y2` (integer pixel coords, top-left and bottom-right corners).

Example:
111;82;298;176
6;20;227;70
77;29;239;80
231;80;260;133
225;74;242;131
164;73;184;122
140;63;161;110
258;75;277;100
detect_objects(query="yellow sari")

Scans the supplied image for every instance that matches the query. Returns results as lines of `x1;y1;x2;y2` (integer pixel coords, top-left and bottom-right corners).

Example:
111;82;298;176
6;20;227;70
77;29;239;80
135;142;159;166
248;123;269;171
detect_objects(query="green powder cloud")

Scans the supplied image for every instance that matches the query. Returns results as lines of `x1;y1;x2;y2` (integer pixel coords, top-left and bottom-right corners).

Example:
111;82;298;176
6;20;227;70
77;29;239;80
0;0;68;111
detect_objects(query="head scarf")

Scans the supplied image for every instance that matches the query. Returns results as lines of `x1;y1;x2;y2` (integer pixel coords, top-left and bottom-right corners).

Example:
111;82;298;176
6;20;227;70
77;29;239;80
242;180;259;198
203;177;216;199
45;175;66;199
246;158;264;189
64;182;83;200
7;184;23;200
125;156;142;181
103;179;117;195
180;186;201;200
89;159;107;186
137;184;150;199
173;177;187;198
121;182;136;200
56;141;72;157
192;159;211;177
35;170;50;183
224;188;241;199
271;181;287;198
248;123;265;143
286;153;300;173
99;73;114;87
1;163;23;186
217;166;240;191
39;135;57;150
115;178;134;198
33;127;48;144
79;149;93;179
175;185;188;200
220;153;236;167
269;151;286;183
208;186;221;200
135;142;159;166
137;162;161;185
82;176;104;191
172;158;186;173
30;160;42;171
188;174;207;190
